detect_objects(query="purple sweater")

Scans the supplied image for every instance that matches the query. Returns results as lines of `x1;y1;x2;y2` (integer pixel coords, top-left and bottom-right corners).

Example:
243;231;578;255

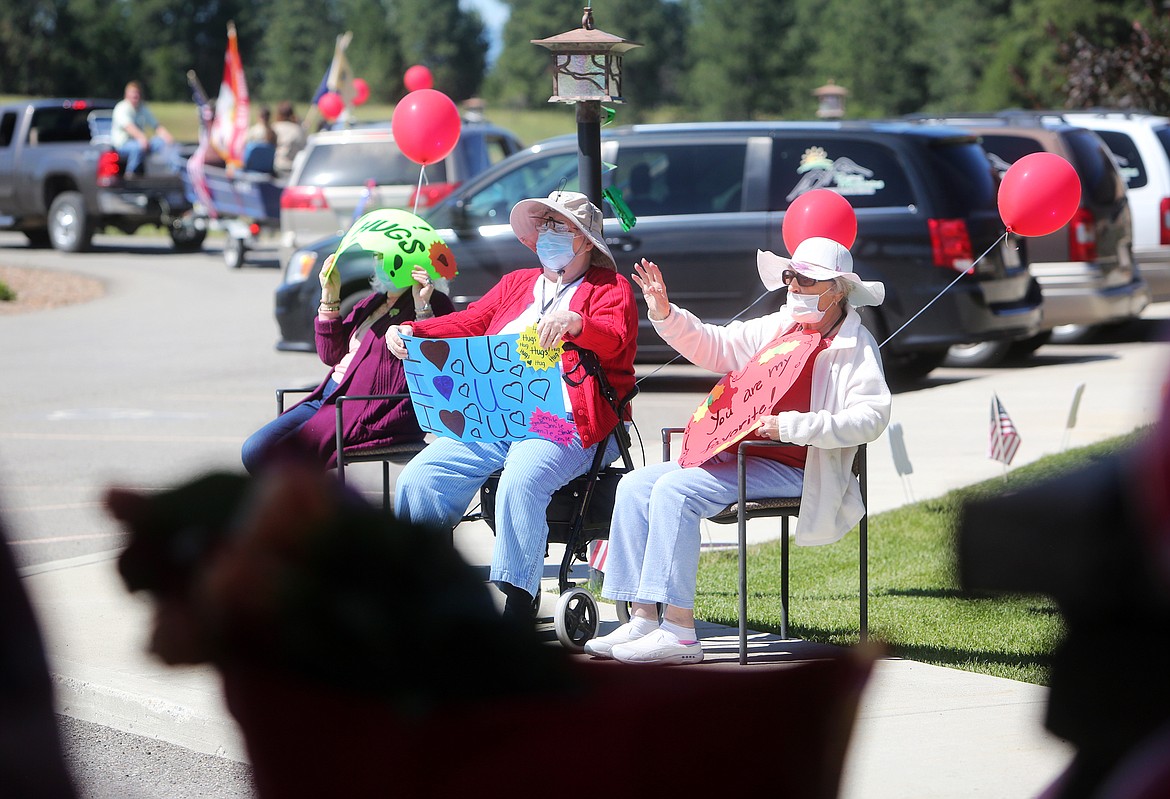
290;289;455;467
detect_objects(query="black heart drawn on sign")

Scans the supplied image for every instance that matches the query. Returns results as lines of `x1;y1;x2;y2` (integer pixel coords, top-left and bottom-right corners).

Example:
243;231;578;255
510;364;524;377
463;405;483;423
420;340;450;371
501;382;524;403
458;383;471;398
528;379;551;401
450;359;465;376
493;340;512;360
440;410;465;437
509;411;526;428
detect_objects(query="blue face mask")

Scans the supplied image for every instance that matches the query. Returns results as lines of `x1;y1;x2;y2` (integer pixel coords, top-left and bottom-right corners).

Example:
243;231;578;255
536;229;579;272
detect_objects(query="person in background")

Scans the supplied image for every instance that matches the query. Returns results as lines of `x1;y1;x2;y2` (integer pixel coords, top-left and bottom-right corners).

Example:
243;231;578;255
241;255;453;473
387;191;638;620
110;80;174;177
272;101;307;177
246;105;276;146
586;237;891;664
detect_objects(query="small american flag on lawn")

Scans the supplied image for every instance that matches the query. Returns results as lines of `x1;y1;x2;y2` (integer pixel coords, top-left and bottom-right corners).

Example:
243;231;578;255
989;393;1022;465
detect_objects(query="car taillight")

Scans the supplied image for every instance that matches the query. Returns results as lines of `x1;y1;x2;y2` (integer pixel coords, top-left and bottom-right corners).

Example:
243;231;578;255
1161;197;1170;246
409;181;461;209
280;186;328;211
1067;207;1097;262
928;218;973;270
96;151;121;187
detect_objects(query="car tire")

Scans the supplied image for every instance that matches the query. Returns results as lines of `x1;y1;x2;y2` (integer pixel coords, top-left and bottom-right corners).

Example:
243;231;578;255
170;217;207;252
48;191;93;253
882;349;948;388
224;236;247;269
1005;331;1052;362
943;341;1012;369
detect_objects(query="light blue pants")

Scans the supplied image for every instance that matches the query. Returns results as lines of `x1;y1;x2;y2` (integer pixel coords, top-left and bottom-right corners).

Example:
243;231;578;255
394;432;620;597
601;453;804;610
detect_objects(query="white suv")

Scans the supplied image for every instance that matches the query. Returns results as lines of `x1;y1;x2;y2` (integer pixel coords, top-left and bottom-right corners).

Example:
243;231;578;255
1062;111;1170;302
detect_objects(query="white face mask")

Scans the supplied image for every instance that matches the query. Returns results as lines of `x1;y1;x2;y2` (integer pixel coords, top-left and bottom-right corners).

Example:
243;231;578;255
535;230;579;272
787;291;827;323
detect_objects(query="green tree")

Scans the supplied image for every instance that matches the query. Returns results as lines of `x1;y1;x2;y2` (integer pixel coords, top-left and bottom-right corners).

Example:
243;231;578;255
584;0;689;120
685;0;800;119
259;0;343;104
338;0;402;105
485;0;576;109
1059;6;1170;113
387;0;487;101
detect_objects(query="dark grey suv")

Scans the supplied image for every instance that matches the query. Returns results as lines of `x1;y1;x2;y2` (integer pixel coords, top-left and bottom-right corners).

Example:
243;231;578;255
275;121;1043;385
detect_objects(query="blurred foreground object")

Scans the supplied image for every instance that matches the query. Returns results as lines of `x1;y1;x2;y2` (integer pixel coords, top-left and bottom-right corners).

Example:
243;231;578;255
959;402;1170;798
106;463;877;798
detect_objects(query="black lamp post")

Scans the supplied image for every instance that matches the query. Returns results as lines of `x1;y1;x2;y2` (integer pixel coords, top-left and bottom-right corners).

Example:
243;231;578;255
532;6;640;209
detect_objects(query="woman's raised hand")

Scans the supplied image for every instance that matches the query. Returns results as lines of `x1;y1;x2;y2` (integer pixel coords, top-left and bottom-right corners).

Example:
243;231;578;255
631;258;671;322
318;253;340;304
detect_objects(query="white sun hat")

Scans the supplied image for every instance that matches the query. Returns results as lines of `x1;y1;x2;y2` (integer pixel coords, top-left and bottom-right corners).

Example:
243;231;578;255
757;236;885;307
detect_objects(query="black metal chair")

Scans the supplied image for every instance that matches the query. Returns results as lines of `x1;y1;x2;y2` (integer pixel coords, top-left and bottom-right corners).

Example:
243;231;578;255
662;429;868;665
276;388;426;512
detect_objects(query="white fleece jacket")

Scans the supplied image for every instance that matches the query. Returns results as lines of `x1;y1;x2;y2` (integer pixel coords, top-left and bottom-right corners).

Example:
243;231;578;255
653;302;892;545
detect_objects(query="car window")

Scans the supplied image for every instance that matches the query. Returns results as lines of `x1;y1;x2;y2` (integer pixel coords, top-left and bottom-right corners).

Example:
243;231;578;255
0;112;14;147
922;140;998;217
297;140;448;186
975;134;1044;165
1092;130;1147;189
613;143;747;215
28;107;93;144
1155;126;1170;173
1063;129;1125;205
770;139;913;209
461;152;580;226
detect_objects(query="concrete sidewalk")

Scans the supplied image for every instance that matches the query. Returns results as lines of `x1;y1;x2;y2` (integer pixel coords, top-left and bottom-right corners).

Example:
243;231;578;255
21;317;1170;797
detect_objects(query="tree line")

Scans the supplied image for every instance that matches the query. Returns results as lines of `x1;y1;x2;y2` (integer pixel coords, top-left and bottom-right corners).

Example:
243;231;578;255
2;0;1167;119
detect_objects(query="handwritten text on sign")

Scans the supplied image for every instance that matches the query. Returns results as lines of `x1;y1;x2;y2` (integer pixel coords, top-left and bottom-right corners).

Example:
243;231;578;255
679;329;821;467
402;333;575;444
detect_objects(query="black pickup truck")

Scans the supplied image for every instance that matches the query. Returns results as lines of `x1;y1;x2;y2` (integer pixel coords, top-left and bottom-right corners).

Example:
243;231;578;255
0;98;205;252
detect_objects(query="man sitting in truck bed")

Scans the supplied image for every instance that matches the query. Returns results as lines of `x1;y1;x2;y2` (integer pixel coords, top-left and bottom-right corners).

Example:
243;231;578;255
111;80;174;177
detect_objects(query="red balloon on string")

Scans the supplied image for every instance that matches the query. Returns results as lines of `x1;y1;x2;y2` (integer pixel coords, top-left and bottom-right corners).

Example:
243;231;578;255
352;78;370;106
404;65;434;92
782;189;858;254
997;152;1082;237
391;89;462;165
317;91;344;121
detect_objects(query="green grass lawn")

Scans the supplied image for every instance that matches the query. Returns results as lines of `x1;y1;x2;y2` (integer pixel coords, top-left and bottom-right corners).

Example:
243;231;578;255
693;429;1149;685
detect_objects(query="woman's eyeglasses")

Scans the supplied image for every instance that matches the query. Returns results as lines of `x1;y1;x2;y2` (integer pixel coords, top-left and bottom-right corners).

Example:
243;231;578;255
534;217;573;234
781;269;823;288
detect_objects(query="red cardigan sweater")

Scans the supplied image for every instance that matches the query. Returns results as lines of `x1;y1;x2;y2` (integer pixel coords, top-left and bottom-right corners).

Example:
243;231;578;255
409;267;637;448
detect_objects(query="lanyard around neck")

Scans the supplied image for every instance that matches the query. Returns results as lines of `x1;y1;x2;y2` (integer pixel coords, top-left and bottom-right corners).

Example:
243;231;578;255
539;273;584;318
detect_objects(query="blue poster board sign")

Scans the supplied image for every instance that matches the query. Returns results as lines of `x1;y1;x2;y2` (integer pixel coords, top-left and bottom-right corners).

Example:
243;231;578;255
402;333;576;444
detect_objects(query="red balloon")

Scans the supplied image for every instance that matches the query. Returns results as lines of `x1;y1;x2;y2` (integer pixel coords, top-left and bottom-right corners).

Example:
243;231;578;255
391;89;462;166
404;65;434;92
317;91;344;121
352;78;370;106
997;152;1082;237
782;189;857;254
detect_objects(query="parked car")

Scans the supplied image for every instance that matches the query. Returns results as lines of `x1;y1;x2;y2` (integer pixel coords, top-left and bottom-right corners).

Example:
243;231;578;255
908;113;1148;362
0;98;203;252
1060;110;1170;302
277;120;523;264
275;121;1044;385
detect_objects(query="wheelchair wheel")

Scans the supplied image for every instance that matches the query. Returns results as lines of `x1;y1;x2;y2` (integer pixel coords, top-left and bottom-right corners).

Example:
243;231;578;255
554;588;599;651
615;601;664;624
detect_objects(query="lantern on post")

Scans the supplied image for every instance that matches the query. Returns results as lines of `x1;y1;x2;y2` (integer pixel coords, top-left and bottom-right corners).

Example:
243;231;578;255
813;80;849;119
532;5;640;209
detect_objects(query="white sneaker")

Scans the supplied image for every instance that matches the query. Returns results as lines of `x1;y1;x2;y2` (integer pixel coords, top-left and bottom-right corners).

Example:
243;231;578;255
611;628;704;665
583;622;649;659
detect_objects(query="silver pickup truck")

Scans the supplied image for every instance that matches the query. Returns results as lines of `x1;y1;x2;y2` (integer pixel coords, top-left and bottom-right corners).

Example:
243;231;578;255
0;98;205;252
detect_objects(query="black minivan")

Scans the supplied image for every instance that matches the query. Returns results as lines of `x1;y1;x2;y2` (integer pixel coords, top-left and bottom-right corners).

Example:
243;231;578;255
275;121;1043;384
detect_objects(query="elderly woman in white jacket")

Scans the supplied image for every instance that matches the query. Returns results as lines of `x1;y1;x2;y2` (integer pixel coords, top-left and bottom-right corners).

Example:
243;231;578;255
587;237;891;665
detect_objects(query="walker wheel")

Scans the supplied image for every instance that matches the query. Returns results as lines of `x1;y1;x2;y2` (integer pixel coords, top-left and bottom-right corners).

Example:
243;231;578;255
554;588;599;651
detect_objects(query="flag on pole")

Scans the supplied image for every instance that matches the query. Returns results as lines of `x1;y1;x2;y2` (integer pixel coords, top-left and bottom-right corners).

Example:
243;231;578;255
307;32;354;128
184;70;217;219
210;21;250;169
989;393;1022;465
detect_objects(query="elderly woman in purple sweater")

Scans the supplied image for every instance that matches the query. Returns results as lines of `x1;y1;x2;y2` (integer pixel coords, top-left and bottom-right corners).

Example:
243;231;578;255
241;256;453;472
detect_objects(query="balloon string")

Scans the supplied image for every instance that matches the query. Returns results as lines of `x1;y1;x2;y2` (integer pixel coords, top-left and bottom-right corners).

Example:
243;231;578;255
412;167;427;216
878;230;1009;350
